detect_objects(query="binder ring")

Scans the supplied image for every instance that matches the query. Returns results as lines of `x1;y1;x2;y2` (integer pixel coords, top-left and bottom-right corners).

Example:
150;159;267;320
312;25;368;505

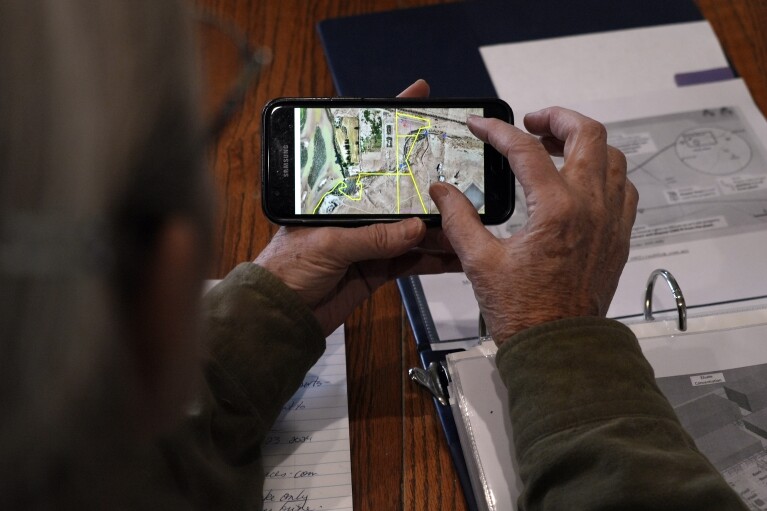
644;269;687;331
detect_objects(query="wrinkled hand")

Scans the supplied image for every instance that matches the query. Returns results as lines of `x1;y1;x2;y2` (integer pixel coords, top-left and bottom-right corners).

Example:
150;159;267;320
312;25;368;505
256;218;457;335
255;79;460;335
430;107;638;344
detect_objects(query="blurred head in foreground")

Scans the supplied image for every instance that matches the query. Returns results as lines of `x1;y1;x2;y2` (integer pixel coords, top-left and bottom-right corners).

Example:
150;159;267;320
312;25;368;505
0;0;211;503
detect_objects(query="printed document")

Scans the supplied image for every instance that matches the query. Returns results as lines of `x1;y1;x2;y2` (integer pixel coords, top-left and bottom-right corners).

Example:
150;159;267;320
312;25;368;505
420;79;767;340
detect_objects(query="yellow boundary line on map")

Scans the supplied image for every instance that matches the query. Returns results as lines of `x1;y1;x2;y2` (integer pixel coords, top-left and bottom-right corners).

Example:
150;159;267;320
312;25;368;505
311;172;409;214
311;110;431;214
396;112;431;214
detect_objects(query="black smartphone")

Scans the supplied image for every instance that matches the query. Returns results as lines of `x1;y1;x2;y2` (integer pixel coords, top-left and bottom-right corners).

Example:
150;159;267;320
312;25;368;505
261;97;514;226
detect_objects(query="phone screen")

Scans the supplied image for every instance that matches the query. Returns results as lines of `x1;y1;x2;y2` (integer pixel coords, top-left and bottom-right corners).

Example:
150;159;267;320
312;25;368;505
262;98;513;226
294;106;485;216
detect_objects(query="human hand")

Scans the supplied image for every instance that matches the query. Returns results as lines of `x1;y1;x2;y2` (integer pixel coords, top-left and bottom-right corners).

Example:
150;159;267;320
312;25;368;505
255;79;460;335
430;107;638;344
255;218;457;335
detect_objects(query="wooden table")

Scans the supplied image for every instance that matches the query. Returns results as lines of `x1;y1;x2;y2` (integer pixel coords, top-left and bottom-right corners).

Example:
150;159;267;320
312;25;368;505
197;1;767;509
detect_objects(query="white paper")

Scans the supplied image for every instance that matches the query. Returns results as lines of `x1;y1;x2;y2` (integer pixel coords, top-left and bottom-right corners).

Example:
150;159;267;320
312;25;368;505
571;80;767;318
420;272;479;341
261;327;353;511
560;79;767;128
480;21;729;124
630;307;767;377
613;229;767;319
420;80;767;341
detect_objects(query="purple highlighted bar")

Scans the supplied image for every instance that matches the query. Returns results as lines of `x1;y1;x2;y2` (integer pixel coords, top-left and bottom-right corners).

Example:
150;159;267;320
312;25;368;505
675;67;735;87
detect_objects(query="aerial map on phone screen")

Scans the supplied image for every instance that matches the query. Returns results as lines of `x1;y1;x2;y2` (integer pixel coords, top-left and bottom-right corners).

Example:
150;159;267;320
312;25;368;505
294;107;485;215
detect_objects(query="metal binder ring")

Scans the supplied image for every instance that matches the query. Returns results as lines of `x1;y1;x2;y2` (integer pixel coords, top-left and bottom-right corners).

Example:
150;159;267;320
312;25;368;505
644;269;687;331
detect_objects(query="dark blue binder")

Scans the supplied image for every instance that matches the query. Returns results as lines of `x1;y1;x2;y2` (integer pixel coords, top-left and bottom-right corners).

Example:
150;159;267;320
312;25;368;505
317;0;703;97
398;275;480;511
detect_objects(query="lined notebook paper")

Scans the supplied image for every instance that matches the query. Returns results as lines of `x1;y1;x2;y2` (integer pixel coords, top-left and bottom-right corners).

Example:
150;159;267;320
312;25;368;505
261;326;353;510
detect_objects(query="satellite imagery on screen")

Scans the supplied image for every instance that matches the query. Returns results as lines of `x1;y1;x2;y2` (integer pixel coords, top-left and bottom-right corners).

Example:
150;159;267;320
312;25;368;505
296;107;485;215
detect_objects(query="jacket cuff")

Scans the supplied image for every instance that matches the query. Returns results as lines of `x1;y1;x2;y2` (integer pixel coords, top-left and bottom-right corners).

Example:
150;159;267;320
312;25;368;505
496;317;679;458
203;263;325;433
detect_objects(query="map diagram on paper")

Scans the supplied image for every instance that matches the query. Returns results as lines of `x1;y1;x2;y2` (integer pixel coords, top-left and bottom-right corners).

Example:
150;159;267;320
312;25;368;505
297;107;485;215
490;106;767;247
611;106;767;248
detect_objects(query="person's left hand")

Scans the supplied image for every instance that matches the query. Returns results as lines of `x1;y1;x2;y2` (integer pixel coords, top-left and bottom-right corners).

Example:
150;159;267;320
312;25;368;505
255;79;460;335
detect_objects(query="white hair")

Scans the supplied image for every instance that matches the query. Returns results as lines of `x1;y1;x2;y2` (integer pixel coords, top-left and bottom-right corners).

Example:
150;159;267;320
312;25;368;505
0;0;208;503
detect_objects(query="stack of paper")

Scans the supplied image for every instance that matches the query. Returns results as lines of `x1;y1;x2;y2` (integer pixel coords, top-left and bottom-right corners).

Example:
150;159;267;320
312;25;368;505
419;21;767;340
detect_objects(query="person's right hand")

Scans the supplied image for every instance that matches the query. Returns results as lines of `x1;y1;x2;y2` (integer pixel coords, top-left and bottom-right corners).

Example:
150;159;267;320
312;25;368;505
430;107;638;345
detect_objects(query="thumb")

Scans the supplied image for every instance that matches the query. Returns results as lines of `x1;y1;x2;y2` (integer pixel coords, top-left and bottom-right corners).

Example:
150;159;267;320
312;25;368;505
337;217;426;263
430;183;496;261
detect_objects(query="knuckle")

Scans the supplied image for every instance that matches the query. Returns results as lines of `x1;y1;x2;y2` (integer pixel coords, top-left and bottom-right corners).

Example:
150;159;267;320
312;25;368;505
549;106;604;136
546;105;568;121
488;127;520;156
506;133;548;163
368;223;390;252
536;192;587;234
308;227;342;254
487;123;542;160
627;180;640;210
626;177;639;201
613;147;628;168
581;120;607;143
607;146;627;173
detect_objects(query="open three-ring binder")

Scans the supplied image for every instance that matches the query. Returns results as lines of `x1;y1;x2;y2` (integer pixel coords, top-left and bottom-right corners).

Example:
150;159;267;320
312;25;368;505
403;270;767;511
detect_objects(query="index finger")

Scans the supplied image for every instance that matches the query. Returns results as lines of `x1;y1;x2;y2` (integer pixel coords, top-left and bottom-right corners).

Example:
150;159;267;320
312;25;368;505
524;107;609;181
467;116;563;194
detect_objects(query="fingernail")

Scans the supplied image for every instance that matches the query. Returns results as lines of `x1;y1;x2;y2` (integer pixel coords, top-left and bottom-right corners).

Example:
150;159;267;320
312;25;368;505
403;217;423;241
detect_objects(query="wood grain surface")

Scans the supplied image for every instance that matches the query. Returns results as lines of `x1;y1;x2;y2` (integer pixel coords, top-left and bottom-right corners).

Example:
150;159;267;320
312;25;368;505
195;1;767;509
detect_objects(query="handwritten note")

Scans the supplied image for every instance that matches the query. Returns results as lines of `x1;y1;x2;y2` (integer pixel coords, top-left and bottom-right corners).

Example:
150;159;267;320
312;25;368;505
261;327;353;511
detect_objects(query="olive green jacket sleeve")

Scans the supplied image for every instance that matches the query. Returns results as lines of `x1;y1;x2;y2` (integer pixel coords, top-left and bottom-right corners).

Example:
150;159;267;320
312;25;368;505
160;263;326;509
496;317;747;511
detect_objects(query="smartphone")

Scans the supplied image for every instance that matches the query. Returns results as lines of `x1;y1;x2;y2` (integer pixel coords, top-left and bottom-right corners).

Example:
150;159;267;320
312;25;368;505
261;97;514;226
